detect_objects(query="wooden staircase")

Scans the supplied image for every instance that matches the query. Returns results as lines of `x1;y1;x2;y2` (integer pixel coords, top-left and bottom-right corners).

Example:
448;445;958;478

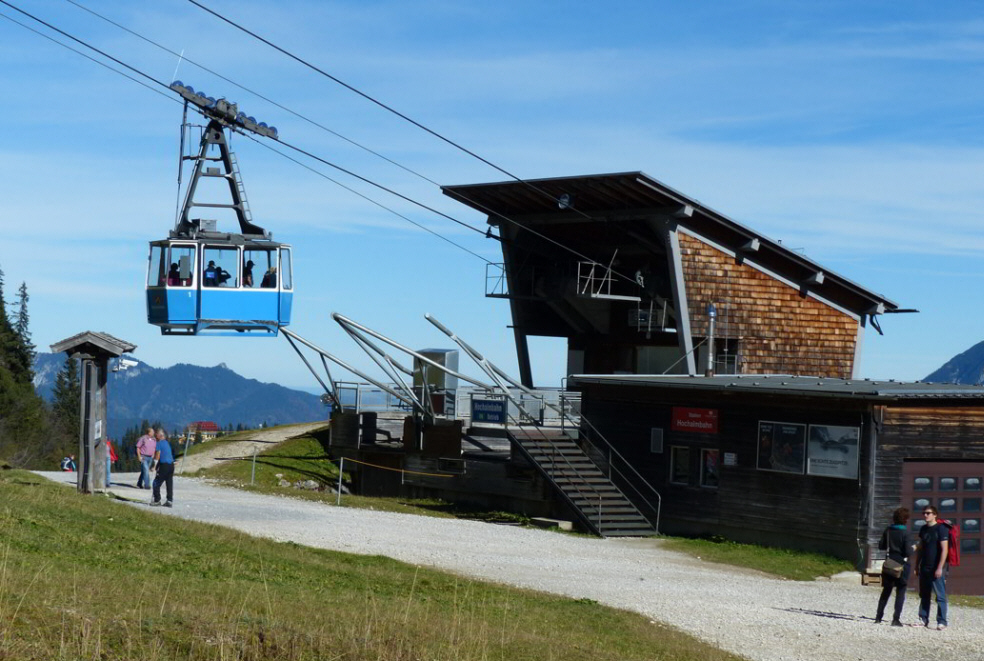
508;427;657;537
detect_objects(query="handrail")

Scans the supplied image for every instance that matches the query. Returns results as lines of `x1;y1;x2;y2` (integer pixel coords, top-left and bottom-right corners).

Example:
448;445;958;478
504;418;607;535
577;418;662;535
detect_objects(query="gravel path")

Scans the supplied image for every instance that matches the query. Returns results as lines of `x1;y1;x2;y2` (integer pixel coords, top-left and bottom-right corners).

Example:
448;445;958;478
36;471;984;661
174;422;328;474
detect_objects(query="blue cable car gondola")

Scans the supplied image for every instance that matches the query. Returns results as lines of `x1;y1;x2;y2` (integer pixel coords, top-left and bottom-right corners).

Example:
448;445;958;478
147;83;292;336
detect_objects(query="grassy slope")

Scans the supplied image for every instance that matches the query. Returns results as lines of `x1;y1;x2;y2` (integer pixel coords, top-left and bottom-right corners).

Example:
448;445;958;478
0;470;745;661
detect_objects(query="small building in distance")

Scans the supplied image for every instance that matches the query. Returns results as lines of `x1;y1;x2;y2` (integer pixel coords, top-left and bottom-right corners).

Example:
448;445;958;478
186;420;220;441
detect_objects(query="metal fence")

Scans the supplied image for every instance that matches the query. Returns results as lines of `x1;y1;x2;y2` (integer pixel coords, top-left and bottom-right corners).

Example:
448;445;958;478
334;381;580;428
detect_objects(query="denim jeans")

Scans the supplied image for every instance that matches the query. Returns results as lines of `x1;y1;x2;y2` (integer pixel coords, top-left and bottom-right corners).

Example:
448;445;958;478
137;456;153;489
918;569;948;626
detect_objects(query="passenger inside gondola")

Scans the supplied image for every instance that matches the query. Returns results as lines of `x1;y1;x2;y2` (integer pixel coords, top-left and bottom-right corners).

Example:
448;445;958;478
204;260;218;287
167;263;180;286
243;260;254;287
260;267;277;288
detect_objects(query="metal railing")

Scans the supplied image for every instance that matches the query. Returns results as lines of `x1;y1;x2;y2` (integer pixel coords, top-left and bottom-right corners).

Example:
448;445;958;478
458;387;580;428
504;417;610;535
573;420;662;535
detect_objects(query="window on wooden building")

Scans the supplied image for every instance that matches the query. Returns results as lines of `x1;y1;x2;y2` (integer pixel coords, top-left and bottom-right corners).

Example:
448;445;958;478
940;477;958;491
701;449;720;488
963;518;981;534
650;428;664;453
965;498;982;512
914;498;931;512
961;538;981;555
913;519;926;532
966;477;982;491
670;446;690;485
940;498;958;513
913;477;933;491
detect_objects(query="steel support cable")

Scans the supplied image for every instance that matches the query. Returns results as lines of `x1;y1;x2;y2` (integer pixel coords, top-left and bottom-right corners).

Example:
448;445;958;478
241;134;493;264
332;314;494;391
261;134;490;238
0;10;180;105
12;0;643;291
67;0;647;288
341;328;422;411
0;0;171;90
186;0;656;290
280;329;415;407
1;0;494;260
63;0;443;189
64;0;588;269
185;1;594;216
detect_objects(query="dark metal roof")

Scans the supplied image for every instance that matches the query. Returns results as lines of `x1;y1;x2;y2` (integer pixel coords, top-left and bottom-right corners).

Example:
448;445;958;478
50;331;136;358
568;374;984;401
443;171;899;312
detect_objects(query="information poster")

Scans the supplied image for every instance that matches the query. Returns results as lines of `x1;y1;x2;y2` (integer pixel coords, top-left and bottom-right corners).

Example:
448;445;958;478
807;425;860;479
757;421;806;474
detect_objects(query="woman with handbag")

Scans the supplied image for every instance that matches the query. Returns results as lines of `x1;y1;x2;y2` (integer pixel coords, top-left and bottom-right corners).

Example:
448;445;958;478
876;507;911;626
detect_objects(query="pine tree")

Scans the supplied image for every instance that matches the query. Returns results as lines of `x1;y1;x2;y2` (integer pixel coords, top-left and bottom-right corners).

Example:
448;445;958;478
52;356;81;439
14;282;35;378
0;263;13;373
0;264;50;467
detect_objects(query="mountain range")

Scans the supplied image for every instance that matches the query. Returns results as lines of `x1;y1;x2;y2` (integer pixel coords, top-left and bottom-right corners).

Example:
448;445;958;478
34;352;327;439
923;340;984;385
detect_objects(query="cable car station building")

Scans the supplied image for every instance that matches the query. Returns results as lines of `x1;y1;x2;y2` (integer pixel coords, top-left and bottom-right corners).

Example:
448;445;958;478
444;172;984;594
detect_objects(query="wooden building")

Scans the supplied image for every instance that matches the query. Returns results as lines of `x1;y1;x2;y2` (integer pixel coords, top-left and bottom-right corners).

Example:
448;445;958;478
443;172;900;385
568;374;984;595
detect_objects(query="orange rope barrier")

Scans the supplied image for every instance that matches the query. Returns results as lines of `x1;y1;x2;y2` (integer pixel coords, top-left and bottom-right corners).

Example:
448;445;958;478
341;456;454;478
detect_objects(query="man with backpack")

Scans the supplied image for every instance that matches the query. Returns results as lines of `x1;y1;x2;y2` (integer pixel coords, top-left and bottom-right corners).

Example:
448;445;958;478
914;506;950;630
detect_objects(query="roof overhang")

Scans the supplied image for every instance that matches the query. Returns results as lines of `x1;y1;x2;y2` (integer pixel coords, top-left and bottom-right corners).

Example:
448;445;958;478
443;171;900;316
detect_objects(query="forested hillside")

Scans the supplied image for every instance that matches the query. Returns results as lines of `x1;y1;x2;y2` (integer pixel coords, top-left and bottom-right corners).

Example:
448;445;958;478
0;264;71;467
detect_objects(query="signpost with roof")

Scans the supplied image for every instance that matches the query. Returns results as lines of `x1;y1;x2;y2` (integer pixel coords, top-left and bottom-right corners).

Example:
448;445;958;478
50;332;137;494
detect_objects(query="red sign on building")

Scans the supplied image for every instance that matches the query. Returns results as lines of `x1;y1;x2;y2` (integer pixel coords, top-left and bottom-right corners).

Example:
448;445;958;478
671;407;719;434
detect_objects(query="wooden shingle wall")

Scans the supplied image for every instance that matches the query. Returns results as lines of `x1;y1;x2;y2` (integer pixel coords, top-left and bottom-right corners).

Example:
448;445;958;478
677;232;859;378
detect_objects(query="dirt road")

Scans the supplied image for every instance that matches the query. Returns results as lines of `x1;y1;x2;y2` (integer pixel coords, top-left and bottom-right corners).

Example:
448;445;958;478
174;421;329;474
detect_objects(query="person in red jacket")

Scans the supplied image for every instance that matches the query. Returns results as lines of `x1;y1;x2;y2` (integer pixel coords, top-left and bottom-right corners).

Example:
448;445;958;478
105;437;118;488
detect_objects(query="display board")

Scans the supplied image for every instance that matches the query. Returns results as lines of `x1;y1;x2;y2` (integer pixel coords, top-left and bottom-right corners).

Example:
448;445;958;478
757;421;806;474
807;425;860;479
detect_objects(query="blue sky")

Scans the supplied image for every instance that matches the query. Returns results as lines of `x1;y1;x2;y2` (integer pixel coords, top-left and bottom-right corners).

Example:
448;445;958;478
1;0;982;389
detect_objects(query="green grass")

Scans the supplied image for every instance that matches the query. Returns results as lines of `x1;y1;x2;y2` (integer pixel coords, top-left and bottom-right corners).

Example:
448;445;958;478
662;536;854;581
197;434;535;523
0;469;745;660
950;595;984;609
182;422;328;458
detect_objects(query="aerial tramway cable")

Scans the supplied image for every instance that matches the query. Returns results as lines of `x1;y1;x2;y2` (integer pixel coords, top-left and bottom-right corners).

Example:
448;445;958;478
3;0;648;288
186;0;651;289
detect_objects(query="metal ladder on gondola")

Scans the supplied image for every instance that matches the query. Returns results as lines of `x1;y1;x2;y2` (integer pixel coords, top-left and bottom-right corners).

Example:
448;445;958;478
229;152;253;227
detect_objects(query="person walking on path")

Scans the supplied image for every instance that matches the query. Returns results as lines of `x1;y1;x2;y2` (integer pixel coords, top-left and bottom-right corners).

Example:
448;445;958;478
914;505;950;630
151;429;175;508
135;426;157;490
875;507;911;626
105;437;118;488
